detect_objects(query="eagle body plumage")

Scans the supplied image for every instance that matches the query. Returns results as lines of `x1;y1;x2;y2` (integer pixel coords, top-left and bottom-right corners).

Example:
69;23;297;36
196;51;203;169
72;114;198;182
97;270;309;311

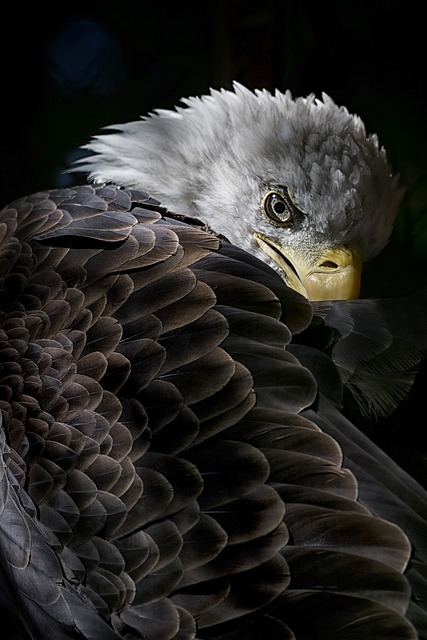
1;85;427;639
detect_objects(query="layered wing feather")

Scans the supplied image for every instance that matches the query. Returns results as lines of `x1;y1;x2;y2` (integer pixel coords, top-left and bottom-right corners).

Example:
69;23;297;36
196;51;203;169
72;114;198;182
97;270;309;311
0;185;425;640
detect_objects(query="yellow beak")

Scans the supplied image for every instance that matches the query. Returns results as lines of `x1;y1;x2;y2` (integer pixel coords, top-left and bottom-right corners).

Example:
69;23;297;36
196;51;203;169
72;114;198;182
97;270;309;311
254;233;362;301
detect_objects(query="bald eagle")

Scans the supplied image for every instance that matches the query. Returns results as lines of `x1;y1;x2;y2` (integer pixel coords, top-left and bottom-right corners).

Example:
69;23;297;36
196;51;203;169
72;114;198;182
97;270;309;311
1;83;426;640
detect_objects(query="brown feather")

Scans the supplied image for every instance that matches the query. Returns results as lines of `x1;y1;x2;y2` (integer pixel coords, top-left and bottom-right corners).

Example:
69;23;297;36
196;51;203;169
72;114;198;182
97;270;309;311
1;184;426;640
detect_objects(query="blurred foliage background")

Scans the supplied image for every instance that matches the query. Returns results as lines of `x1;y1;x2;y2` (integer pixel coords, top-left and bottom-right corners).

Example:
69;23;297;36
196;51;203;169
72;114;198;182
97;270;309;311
1;0;426;296
1;1;426;482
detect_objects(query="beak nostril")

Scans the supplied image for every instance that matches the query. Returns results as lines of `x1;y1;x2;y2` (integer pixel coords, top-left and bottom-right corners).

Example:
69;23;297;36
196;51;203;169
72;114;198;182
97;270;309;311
320;260;339;269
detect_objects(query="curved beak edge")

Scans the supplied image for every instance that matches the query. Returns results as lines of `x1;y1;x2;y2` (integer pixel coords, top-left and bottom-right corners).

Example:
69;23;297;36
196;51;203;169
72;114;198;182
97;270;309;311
303;261;362;301
254;233;362;301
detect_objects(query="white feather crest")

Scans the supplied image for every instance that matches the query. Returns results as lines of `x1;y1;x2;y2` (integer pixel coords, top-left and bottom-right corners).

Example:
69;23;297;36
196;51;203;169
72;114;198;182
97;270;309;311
75;82;403;262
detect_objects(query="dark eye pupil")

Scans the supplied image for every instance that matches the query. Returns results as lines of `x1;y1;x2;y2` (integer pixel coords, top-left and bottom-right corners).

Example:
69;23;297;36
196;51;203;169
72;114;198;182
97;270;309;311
272;200;286;215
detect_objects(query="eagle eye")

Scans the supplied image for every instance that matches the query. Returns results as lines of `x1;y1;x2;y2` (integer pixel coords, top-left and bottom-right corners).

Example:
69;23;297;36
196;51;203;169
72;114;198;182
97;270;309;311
262;190;294;226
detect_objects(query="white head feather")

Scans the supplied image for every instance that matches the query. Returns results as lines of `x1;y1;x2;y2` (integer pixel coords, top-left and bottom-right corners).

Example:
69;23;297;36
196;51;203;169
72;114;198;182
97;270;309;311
76;82;402;266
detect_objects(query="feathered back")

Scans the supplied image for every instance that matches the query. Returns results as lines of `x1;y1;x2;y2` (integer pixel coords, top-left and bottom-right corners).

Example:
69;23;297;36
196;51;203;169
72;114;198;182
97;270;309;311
1;185;427;639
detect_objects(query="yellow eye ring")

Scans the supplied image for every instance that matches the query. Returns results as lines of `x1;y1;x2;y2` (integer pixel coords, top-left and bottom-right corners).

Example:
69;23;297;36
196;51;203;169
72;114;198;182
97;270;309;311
262;190;294;226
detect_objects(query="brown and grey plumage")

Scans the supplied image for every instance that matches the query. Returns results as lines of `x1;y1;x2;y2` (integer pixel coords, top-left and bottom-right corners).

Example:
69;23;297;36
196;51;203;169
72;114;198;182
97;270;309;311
1;85;427;640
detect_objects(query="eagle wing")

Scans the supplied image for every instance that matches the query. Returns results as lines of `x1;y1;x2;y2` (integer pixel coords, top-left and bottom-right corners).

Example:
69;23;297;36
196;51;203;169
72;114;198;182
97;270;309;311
1;185;426;639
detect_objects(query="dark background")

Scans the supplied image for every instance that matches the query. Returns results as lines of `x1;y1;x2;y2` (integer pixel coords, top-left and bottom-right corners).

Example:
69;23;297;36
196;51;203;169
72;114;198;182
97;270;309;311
1;1;427;483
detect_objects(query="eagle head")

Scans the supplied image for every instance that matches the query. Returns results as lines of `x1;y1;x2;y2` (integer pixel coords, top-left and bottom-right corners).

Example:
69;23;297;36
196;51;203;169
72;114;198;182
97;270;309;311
76;82;403;301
